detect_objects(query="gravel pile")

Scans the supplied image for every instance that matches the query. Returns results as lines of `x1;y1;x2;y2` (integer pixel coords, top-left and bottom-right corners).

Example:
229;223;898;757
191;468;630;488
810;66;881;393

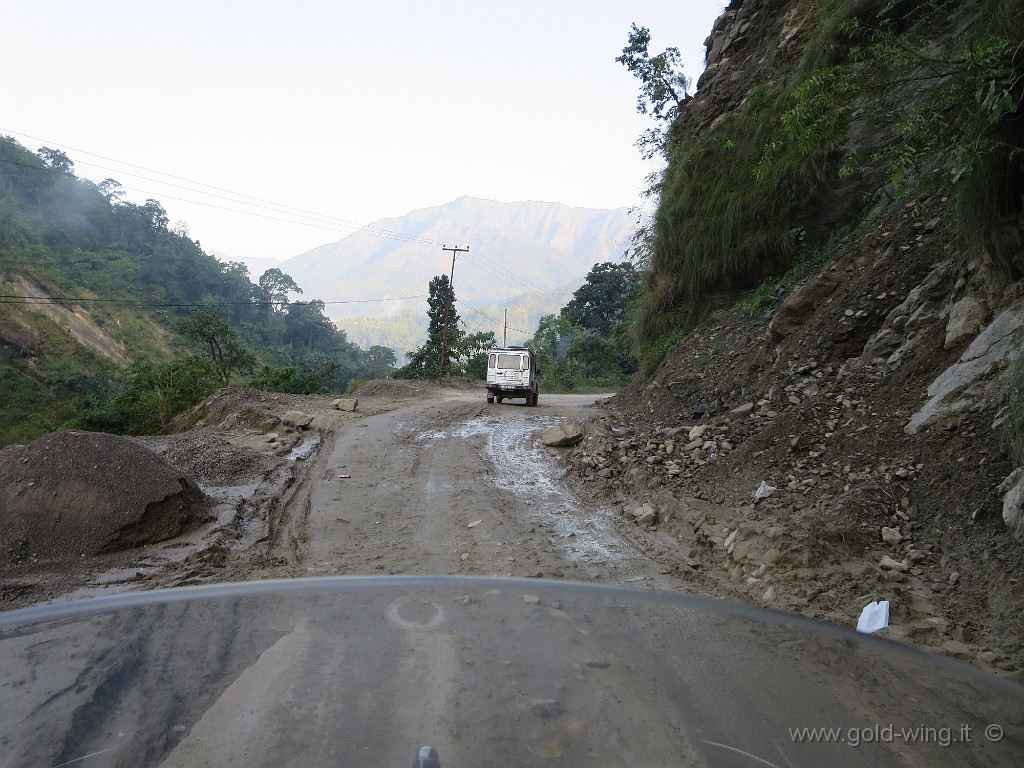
159;432;272;487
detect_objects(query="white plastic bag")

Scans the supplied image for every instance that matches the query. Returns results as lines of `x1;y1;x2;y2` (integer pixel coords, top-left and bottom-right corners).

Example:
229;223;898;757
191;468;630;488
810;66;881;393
754;481;777;500
856;600;890;633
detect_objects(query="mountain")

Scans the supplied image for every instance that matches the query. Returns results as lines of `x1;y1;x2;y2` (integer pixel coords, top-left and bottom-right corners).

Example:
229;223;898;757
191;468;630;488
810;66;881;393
279;197;636;322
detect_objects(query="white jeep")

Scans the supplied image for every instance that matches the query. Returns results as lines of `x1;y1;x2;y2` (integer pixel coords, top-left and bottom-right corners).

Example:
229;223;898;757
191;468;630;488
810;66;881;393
485;347;539;406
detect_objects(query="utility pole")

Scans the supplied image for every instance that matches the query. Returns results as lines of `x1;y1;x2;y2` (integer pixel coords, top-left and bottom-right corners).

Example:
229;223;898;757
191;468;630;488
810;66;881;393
438;244;469;385
503;309;508;347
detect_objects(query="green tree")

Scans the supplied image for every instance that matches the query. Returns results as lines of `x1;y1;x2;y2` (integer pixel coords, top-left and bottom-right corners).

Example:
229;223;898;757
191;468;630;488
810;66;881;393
363;345;398;378
394;276;496;380
529;313;573;371
259;267;302;312
395;275;461;380
562;262;643;336
458;330;497;380
283;300;337;350
36;147;75;176
176;311;256;383
616;24;691;158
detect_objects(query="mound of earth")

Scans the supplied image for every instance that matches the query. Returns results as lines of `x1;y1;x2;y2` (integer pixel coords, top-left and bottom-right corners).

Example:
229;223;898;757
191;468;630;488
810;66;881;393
169;386;335;434
353;379;431;398
0;431;210;567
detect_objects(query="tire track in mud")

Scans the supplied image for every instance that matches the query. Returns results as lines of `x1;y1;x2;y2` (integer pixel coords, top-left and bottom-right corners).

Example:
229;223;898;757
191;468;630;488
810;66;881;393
454;404;671;585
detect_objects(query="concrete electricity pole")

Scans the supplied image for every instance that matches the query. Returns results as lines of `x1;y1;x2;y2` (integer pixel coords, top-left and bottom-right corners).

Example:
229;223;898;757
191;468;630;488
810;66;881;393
438;244;469;385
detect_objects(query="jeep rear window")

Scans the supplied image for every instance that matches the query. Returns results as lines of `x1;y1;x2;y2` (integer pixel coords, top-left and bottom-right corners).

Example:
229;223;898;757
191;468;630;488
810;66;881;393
496;354;523;369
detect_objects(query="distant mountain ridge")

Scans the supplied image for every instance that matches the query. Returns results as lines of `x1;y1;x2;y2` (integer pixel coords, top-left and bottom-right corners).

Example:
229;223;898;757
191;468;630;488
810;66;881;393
279;196;636;321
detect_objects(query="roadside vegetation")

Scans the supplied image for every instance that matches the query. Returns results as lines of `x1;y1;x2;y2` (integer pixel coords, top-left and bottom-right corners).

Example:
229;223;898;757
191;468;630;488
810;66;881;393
0;137;398;444
527;261;642;392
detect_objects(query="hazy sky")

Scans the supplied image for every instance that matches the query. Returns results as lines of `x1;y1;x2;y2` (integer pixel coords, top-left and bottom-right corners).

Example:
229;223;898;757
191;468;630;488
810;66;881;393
3;0;727;262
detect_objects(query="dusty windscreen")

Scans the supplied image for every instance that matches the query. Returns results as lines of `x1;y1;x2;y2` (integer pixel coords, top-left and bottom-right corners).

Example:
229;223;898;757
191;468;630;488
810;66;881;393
496;353;523;369
0;577;1021;768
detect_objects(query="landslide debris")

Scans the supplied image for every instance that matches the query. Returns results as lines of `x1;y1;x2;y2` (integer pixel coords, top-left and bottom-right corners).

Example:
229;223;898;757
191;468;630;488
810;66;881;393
0;430;210;567
559;195;1024;678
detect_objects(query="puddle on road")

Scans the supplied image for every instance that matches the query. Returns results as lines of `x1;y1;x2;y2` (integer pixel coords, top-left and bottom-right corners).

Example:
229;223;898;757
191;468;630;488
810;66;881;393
287;435;320;461
469;414;634;570
403;413;630;567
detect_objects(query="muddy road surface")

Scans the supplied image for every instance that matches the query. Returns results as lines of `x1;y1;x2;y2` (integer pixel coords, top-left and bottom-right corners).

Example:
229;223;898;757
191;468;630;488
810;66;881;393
0;386;675;607
299;392;670;586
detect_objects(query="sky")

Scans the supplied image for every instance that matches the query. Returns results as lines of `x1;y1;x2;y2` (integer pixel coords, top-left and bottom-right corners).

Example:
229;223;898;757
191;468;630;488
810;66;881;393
3;0;728;262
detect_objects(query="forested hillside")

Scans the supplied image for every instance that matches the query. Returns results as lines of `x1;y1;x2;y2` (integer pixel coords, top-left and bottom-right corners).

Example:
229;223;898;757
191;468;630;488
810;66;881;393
0;137;391;445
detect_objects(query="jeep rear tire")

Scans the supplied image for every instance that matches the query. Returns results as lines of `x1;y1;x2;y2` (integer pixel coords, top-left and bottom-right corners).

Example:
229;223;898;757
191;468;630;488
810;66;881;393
487;395;494;404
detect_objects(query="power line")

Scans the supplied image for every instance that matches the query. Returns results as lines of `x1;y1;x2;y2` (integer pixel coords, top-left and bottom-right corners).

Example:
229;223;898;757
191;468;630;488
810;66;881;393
0;155;442;247
1;128;446;247
0;293;426;308
457;298;532;336
468;250;549;295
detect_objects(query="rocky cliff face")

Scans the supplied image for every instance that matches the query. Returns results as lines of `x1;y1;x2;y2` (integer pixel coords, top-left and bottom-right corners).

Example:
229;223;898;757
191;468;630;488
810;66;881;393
567;0;1024;674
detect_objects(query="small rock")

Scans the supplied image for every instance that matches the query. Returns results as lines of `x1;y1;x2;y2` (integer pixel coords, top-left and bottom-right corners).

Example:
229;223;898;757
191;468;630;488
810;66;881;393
332;398;359;412
880;555;908;572
732;540;753;562
941;640;974;658
522;594;541;604
729;402;755;417
282;411;312;428
881;526;903;545
633;504;657;527
762;586;776;602
688;424;710;441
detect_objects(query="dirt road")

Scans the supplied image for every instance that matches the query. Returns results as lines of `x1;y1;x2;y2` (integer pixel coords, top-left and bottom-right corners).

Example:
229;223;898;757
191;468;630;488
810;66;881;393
298;391;670;586
0;385;676;607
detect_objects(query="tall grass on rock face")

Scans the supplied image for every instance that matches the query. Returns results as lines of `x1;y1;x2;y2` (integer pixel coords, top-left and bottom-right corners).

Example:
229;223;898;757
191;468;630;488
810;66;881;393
634;85;836;360
631;0;1023;372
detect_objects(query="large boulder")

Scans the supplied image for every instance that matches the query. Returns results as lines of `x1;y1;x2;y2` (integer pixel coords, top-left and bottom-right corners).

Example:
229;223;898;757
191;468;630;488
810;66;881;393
542;419;585;447
1000;468;1024;542
0;431;210;565
906;298;1024;433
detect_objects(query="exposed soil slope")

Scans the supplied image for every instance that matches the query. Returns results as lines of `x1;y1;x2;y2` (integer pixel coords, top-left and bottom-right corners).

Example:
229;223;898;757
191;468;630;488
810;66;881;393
560;194;1024;678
